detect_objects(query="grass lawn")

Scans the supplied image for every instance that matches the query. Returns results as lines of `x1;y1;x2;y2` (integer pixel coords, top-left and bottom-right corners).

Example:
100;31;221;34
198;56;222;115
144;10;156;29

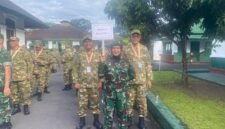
151;71;225;129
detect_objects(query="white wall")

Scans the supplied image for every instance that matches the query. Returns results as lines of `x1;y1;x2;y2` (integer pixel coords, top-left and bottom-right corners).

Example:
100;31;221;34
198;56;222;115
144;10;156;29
26;40;32;48
0;24;7;48
48;41;53;49
16;29;25;46
172;43;178;55
211;40;225;58
153;41;163;61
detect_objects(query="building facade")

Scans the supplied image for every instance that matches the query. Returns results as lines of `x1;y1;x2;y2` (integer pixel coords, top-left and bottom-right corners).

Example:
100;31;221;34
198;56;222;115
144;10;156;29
152;24;212;63
0;0;47;49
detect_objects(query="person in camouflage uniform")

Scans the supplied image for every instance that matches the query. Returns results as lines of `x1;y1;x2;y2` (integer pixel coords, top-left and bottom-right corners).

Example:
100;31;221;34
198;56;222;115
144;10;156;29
72;36;103;129
43;49;54;94
62;47;74;91
32;41;49;101
124;30;153;129
0;33;12;129
99;43;135;129
8;37;33;116
50;48;61;73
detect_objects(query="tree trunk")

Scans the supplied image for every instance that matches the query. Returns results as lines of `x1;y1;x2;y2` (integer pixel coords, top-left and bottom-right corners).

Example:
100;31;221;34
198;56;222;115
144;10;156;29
181;35;189;86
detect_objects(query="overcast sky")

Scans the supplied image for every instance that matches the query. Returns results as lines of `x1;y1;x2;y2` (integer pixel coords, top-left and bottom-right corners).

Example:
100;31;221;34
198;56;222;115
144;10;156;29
10;0;110;23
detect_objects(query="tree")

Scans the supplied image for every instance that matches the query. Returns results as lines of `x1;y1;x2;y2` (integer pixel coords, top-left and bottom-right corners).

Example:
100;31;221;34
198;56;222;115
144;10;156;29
70;18;91;32
105;0;225;86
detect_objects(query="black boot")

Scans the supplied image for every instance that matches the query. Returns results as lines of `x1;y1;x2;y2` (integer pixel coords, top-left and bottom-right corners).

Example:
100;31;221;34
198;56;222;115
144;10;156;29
37;92;42;101
128;117;132;127
23;105;30;115
76;117;85;129
11;104;21;115
62;84;69;91
68;84;72;90
93;114;103;129
2;122;12;129
44;87;50;94
138;117;146;129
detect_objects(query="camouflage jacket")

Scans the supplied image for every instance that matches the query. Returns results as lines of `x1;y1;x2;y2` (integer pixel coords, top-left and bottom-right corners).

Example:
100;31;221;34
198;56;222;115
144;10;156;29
51;49;61;64
99;56;135;93
0;48;11;89
10;47;33;81
62;48;74;69
32;49;49;75
72;49;100;87
124;43;153;85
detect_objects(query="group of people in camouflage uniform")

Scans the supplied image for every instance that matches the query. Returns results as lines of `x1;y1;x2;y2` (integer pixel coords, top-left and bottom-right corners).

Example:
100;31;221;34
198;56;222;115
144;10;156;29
0;29;152;129
0;33;60;129
70;29;153;129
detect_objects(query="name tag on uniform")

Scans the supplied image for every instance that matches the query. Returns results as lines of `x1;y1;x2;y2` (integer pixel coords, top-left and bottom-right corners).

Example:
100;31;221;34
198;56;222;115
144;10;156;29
138;63;143;68
86;66;92;73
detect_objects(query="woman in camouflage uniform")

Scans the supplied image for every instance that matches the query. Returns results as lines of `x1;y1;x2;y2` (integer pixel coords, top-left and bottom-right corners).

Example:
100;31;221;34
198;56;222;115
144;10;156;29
99;43;135;129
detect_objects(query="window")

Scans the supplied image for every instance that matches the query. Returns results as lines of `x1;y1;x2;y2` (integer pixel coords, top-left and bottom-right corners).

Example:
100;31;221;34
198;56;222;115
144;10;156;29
6;18;16;49
6;18;16;39
163;42;172;54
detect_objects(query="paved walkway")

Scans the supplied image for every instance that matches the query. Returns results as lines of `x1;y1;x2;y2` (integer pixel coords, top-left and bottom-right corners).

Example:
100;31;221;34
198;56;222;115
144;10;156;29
11;69;161;129
191;72;225;87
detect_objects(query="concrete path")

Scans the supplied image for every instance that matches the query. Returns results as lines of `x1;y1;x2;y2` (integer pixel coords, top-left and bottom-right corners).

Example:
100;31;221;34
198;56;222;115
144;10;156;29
11;70;161;129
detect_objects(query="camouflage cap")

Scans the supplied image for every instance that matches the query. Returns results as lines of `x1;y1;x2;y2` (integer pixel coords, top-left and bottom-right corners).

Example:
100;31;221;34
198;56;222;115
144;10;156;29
35;40;44;45
131;29;141;35
9;37;19;41
0;33;4;39
83;35;92;42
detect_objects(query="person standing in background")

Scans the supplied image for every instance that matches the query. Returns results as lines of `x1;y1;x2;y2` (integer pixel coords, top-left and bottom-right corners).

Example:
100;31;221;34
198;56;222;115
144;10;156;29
8;37;33;115
32;41;49;101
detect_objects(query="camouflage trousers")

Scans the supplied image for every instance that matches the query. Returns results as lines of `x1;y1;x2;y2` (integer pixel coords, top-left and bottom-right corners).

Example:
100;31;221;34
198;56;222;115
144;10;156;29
11;81;31;105
127;84;147;117
103;91;128;129
0;93;11;123
63;68;72;85
78;86;100;117
44;70;51;88
33;74;46;94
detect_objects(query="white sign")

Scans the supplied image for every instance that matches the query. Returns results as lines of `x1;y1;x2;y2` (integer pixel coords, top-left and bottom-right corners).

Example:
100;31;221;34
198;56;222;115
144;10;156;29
92;23;114;40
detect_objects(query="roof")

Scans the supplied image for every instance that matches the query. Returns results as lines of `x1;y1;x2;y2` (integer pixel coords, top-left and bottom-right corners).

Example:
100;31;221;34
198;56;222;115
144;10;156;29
0;0;48;29
26;24;88;40
189;23;207;39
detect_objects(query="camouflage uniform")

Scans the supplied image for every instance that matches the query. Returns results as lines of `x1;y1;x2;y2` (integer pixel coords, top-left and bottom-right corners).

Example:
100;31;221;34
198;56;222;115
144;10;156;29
32;49;49;94
99;56;135;129
72;49;101;117
124;43;153;117
51;49;61;72
10;47;33;105
62;48;74;86
0;47;11;123
43;49;53;90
